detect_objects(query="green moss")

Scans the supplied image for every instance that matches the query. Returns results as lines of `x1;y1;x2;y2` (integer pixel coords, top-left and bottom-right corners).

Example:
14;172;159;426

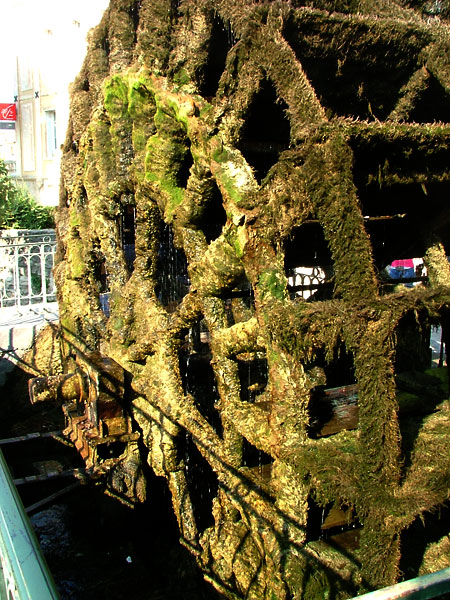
132;129;148;154
258;269;287;302
144;171;158;183
141;92;193;220
166;98;189;132
233;233;244;258
160;180;185;218
396;390;422;414
153;105;171;130
69;210;82;228
152;95;189;138
144;133;165;166
126;75;157;157
90;116;116;185
211;139;257;207
144;133;186;218
128;78;153;119
113;316;125;331
60;314;76;337
104;75;129;120
211;139;229;165
217;170;245;206
172;68;190;87
199;101;214;121
224;227;245;258
424;366;449;388
67;236;86;280
58;5;450;596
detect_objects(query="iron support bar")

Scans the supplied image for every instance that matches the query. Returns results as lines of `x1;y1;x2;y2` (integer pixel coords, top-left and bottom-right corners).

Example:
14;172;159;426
25;481;81;515
0;431;64;445
13;468;86;486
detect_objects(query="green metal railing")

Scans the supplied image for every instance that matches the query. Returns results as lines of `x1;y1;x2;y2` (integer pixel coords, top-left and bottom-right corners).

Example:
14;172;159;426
0;448;59;599
353;568;450;600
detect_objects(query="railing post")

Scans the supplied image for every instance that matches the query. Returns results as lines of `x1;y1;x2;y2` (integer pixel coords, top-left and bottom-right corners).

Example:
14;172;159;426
26;249;32;306
13;243;21;309
41;241;47;305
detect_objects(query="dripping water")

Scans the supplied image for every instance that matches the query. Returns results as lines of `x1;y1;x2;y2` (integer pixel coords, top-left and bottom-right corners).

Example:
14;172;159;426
156;224;189;310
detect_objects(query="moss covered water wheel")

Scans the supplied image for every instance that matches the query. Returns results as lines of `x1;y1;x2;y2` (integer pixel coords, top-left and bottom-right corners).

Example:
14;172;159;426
56;0;450;597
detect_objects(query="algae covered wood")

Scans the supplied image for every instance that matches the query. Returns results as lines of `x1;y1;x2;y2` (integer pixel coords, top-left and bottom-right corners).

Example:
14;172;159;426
54;0;450;598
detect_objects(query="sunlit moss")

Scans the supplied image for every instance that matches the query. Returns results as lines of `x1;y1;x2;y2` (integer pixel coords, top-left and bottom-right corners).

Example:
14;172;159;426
56;1;450;598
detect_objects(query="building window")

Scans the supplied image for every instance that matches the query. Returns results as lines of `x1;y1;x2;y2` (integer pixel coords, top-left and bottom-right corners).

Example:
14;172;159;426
21;102;35;172
45;110;57;158
19;56;33;91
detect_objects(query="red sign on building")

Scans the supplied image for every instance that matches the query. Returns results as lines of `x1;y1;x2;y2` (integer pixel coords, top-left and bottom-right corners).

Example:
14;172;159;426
0;104;16;121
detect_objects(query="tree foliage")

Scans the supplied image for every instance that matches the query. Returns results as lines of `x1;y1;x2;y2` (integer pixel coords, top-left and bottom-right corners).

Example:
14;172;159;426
0;159;54;229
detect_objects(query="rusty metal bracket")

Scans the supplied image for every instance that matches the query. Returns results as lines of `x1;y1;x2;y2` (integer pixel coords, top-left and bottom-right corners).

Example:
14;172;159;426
28;351;136;476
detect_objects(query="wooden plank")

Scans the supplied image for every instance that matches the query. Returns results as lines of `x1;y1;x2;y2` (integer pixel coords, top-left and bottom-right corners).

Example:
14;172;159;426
310;384;359;438
322;505;353;530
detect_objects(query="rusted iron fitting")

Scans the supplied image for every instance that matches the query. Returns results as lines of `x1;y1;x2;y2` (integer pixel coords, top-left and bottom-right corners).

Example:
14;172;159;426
28;373;84;405
29;353;132;472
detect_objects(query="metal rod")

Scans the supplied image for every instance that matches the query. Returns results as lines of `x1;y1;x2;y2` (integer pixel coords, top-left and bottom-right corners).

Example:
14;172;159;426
439;327;445;368
353;568;450;600
0;431;64;445
25;481;81;514
13;468;86;486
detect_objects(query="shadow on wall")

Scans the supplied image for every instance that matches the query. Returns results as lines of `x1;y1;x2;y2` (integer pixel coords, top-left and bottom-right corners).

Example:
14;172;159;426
0;320;62;387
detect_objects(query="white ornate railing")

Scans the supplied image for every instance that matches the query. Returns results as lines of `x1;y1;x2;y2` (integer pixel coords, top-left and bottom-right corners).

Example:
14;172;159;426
0;230;57;310
287;266;327;299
